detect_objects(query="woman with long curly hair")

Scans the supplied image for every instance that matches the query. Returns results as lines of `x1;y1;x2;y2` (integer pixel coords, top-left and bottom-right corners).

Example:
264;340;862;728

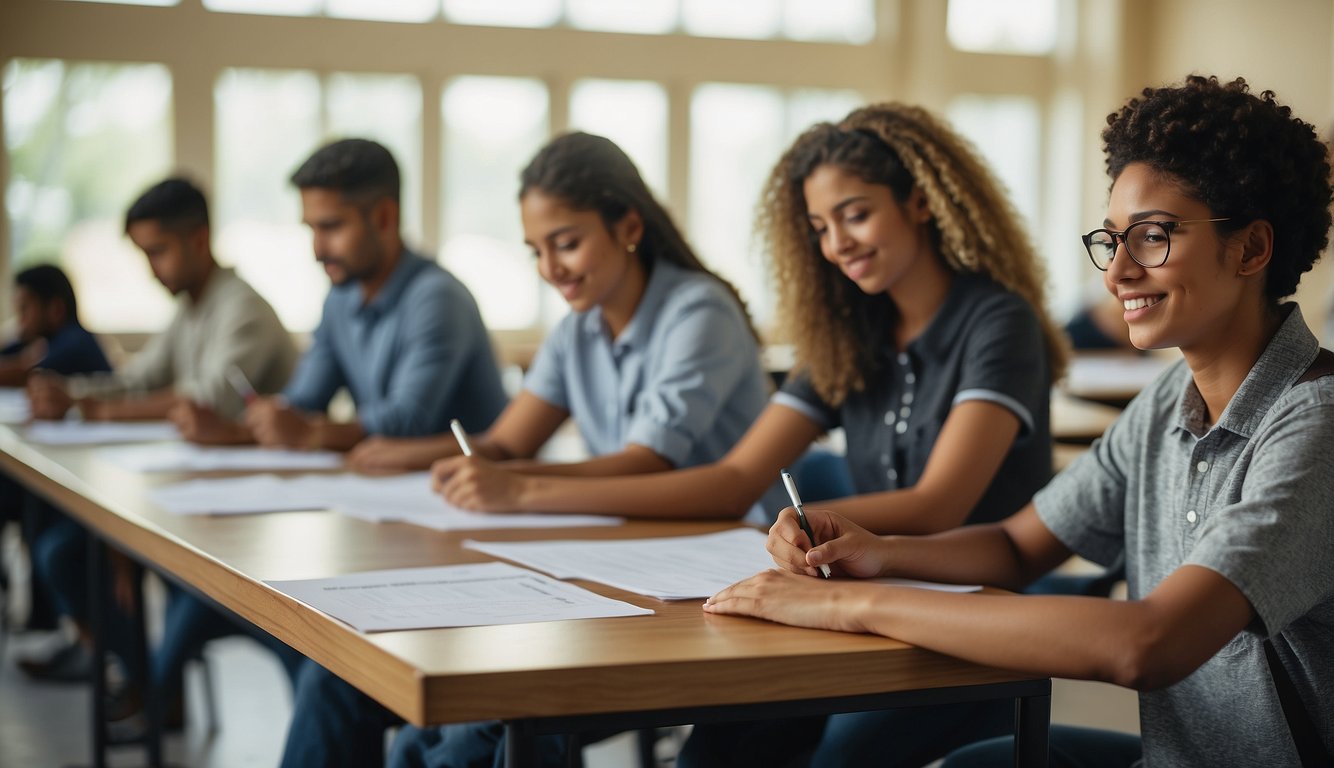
708;75;1334;767
423;104;1066;548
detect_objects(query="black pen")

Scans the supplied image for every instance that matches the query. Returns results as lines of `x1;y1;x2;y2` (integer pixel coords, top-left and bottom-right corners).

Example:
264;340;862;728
780;468;832;578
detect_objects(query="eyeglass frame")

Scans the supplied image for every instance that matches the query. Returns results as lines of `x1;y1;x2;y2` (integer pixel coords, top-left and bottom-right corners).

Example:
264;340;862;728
1081;218;1231;271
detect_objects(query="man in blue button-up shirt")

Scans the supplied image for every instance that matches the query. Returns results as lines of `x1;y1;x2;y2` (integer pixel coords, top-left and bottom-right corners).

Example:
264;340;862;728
241;138;507;450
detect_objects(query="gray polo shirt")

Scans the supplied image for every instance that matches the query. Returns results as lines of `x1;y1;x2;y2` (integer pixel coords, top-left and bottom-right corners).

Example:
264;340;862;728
1035;303;1334;766
525;260;769;471
774;274;1052;525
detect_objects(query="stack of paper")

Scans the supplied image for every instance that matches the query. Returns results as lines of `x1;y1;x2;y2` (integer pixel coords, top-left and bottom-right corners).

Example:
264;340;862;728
266;561;652;632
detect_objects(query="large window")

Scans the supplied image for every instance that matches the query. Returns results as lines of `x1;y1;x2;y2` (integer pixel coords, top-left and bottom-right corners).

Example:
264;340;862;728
4;59;174;332
4;0;1103;343
440;76;550;331
689;84;861;328
214;68;424;331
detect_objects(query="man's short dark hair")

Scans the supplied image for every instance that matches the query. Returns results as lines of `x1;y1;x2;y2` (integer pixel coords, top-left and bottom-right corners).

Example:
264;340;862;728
15;264;79;324
289;138;401;206
124;177;210;235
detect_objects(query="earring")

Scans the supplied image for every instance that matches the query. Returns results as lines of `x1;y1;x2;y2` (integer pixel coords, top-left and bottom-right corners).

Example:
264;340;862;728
627;243;638;254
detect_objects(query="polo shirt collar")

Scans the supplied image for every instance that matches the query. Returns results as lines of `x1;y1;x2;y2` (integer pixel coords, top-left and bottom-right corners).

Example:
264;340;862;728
358;249;421;320
581;259;681;354
909;272;977;361
1174;302;1317;439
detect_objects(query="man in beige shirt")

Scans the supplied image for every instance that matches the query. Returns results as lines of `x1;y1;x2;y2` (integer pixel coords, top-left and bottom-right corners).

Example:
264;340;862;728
28;178;295;421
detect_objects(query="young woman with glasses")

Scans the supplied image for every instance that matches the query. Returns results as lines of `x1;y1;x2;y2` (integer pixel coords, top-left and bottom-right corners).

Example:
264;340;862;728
706;75;1334;768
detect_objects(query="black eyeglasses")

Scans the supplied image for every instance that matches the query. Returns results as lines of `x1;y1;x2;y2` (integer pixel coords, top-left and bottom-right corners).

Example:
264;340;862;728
1081;218;1229;271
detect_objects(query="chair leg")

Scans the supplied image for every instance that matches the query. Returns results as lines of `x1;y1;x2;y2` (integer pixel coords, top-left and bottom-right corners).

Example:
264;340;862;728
636;728;658;768
193;650;220;736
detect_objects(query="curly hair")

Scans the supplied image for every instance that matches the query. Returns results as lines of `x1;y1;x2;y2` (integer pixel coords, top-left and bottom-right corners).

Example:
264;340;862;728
521;131;759;342
1102;75;1332;302
760;103;1068;406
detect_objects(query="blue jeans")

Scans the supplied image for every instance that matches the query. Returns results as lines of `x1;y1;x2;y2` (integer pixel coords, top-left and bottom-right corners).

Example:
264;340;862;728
389;722;570;768
31;515;141;678
942;724;1142;768
155;588;303;700
677;699;1013;768
280;659;404;768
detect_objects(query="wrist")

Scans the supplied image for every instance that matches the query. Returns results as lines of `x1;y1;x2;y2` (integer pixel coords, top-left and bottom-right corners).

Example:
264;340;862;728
304;418;325;451
877;536;903;578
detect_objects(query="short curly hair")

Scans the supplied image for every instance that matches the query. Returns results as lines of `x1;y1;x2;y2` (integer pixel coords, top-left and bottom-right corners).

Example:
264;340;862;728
1102;75;1332;302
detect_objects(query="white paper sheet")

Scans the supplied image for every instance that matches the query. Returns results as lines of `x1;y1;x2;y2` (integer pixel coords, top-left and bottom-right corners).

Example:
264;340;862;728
464;528;777;599
149;474;327;515
328;473;621;531
99;443;344;472
25;420;181;445
0;388;31;423
1065;354;1177;395
466;528;982;600
265;561;653;632
150;471;622;530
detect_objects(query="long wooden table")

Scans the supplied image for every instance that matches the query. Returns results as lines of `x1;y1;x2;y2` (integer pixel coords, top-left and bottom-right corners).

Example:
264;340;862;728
0;424;1050;767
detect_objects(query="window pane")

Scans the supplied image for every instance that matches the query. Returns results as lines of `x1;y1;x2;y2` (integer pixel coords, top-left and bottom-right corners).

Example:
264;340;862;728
327;0;436;22
567;0;677;34
568;79;668;199
441;0;559;28
4;59;174;332
946;95;1041;227
786;88;862;142
689;84;786;328
441;77;549;330
214;68;324;331
783;0;874;44
682;0;780;39
326;73;424;245
947;0;1057;55
203;0;320;15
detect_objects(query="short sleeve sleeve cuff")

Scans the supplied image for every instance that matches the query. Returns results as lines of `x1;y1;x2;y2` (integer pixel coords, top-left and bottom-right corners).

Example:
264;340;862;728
953;388;1035;437
624;419;694;468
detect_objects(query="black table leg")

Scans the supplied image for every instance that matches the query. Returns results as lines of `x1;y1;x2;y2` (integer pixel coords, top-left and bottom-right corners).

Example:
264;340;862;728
1014;691;1051;767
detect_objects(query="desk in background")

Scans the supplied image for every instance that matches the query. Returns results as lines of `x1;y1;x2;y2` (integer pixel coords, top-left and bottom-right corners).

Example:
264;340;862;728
0;425;1051;768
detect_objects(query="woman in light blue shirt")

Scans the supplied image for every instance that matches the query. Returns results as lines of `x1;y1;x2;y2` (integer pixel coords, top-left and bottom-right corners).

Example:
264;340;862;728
348;132;774;517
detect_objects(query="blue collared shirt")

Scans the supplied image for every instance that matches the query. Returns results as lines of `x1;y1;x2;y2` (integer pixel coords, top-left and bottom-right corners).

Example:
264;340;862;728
524;260;768;470
282;250;507;437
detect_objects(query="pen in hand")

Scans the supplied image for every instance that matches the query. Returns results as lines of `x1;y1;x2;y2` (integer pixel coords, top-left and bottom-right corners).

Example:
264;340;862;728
225;364;258;405
449;418;473;457
780;469;832;578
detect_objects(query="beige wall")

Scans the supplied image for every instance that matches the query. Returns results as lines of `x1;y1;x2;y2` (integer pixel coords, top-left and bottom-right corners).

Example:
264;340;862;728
1140;0;1334;336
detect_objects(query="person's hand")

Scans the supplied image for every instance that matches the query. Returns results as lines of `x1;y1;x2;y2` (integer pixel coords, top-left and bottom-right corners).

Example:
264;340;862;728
244;397;314;449
767;506;890;579
433;456;530;513
703;568;875;633
169;401;250;445
26;372;74;419
347;437;436;472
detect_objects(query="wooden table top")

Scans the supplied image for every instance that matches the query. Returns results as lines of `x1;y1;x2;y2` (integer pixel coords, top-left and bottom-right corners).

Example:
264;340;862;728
0;424;1042;728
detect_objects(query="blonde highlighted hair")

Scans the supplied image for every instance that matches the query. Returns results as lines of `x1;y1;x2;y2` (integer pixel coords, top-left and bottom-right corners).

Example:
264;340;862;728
760;103;1068;405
